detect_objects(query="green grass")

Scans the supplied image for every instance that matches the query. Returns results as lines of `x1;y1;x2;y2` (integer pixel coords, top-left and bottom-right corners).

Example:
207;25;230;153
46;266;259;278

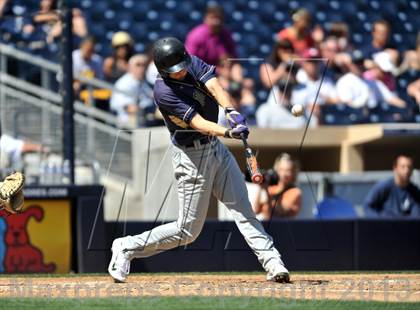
0;297;418;310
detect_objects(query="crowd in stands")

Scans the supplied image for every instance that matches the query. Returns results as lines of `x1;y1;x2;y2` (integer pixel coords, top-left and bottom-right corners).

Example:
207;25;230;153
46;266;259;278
1;0;419;128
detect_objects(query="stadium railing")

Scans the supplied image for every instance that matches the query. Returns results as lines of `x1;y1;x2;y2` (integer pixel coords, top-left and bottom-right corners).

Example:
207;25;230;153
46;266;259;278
0;43;134;182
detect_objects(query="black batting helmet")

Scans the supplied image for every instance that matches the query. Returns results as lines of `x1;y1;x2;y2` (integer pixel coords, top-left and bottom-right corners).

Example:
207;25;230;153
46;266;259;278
153;37;191;77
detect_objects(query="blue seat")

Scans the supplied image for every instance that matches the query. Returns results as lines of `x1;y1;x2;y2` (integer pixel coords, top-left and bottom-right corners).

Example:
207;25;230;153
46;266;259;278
320;105;367;125
394;0;409;9
131;22;148;38
368;103;414;123
230;0;246;10
314;197;357;219
340;2;358;14
89;24;106;39
90;1;109;20
149;0;166;10
132;2;151;21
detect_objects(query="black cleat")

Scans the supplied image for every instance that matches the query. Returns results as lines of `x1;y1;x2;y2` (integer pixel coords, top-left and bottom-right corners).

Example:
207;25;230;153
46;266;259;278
273;272;290;283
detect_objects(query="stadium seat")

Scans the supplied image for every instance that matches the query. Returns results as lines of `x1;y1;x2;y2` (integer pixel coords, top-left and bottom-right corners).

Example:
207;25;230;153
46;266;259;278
90;1;109;21
132;2;151;21
314;197;357;219
368;103;414;123
320;105;367;125
131;23;149;41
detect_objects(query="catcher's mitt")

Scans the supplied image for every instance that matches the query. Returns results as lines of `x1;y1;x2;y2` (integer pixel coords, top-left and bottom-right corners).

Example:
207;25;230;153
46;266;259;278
0;172;25;215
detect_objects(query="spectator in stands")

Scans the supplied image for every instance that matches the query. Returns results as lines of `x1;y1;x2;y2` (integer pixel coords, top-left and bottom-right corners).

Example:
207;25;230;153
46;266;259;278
29;0;59;43
145;44;159;86
0;0;8;17
399;32;420;106
0;133;44;170
277;8;318;56
398;32;420;74
103;32;134;83
259;39;296;89
327;22;352;53
407;79;420;106
364;154;420;218
24;0;87;46
292;48;338;122
254;153;302;219
256;79;306;129
363;51;397;92
185;2;237;66
361;20;398;64
110;54;154;127
319;37;348;81
336;50;406;109
0;0;32;45
217;57;256;124
72;36;103;93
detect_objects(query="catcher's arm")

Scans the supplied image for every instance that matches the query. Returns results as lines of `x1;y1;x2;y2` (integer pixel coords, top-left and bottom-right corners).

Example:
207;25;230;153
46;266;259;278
0;172;25;215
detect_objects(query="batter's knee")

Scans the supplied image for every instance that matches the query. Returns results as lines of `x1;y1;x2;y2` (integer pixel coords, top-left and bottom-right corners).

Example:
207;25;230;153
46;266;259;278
177;221;202;245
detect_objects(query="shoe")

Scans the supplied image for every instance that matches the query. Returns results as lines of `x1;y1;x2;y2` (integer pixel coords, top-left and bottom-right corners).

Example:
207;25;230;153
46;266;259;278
266;263;290;283
108;238;130;283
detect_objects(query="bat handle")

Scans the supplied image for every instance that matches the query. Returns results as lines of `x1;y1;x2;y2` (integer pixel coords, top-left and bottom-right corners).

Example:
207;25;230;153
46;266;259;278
240;133;248;147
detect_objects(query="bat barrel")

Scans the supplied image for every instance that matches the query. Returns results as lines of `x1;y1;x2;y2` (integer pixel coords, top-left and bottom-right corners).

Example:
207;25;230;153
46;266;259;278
251;173;263;184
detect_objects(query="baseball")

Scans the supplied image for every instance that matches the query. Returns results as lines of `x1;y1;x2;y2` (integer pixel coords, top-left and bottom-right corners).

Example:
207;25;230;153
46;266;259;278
291;104;304;117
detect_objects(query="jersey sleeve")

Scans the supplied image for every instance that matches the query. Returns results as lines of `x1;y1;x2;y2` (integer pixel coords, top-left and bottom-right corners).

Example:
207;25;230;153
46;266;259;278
154;87;197;124
190;55;216;84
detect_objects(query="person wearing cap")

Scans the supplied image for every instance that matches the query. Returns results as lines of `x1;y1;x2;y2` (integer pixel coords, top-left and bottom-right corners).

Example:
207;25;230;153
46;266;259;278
336;50;405;109
363;51;397;92
277;8;316;56
185;3;237;66
108;37;290;285
103;31;134;83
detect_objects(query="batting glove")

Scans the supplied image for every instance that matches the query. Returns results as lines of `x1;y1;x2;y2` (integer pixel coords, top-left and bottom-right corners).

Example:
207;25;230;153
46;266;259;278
225;107;247;128
224;124;249;139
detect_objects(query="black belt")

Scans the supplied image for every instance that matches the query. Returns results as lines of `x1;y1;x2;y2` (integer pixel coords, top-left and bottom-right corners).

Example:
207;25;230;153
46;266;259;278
182;136;212;148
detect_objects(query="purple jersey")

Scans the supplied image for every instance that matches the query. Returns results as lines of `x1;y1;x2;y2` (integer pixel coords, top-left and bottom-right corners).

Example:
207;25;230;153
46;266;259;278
153;56;219;146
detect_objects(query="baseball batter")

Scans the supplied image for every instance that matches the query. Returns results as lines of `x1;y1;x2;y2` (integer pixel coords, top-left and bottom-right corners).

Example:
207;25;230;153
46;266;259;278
108;37;289;283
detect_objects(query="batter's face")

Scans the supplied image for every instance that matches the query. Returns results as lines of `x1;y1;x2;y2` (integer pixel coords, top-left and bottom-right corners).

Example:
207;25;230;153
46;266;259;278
169;69;188;80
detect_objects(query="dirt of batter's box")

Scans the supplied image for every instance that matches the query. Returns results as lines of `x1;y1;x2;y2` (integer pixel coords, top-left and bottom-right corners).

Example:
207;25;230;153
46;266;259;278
0;273;419;302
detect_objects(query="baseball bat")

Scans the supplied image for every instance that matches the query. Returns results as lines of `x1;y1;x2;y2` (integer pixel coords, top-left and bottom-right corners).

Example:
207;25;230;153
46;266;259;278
240;133;263;184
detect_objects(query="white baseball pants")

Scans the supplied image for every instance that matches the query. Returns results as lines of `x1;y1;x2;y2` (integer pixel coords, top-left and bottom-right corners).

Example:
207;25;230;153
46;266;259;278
120;139;285;272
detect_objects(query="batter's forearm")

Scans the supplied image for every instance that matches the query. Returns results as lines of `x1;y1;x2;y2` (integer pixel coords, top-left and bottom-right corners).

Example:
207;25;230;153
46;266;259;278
190;114;227;137
205;77;234;109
